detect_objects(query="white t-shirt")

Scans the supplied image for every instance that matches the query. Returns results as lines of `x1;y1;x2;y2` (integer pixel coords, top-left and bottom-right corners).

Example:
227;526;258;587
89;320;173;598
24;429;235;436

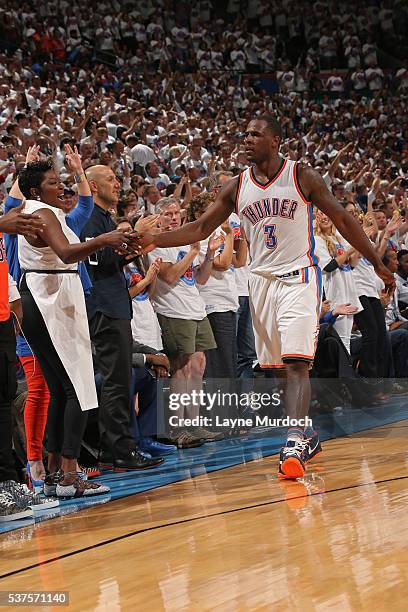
149;247;207;320
8;273;20;303
197;230;239;314
314;234;363;311
365;67;383;91
352;255;380;299
235;264;250;297
125;263;163;350
145;173;171;191
130;144;156;167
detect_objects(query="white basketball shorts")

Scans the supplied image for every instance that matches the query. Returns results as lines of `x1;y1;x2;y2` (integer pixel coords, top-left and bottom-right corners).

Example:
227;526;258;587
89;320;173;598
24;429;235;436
249;266;322;369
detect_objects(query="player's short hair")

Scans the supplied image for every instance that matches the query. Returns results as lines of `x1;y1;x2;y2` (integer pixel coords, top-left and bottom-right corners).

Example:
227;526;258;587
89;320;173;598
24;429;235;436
18;159;54;199
256;114;283;140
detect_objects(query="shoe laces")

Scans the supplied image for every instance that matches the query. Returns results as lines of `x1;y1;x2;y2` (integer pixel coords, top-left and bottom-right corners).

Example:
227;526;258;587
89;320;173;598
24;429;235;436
1;481;33;500
0;492;16;507
286;438;309;452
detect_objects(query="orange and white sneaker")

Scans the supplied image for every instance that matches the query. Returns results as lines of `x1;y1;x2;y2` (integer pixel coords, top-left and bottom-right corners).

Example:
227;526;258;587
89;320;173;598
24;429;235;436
278;439;308;479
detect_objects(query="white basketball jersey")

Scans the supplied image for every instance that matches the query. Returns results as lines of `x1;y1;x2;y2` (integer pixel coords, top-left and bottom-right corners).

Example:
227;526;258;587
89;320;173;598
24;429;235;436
235;158;319;276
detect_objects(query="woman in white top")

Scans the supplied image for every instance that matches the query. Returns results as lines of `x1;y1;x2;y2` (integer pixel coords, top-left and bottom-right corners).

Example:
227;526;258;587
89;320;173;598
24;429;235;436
342;201;388;378
17;150;129;498
314;211;362;353
187;191;247;378
117;216;163;350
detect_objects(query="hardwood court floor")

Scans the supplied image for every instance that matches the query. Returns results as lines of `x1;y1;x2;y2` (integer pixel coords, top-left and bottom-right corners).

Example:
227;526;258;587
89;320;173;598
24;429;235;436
1;422;408;611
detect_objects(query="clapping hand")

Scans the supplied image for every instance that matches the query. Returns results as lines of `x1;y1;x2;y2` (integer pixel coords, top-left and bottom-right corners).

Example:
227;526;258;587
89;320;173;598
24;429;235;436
221;220;232;235
145;257;161;282
207;232;223;254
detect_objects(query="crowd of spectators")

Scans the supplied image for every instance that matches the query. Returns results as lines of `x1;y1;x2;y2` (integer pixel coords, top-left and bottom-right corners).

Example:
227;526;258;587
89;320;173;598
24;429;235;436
1;0;408;520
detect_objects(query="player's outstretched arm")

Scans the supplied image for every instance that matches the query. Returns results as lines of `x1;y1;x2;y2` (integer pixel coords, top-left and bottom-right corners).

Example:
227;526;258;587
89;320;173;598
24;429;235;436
134;177;238;253
298;164;395;293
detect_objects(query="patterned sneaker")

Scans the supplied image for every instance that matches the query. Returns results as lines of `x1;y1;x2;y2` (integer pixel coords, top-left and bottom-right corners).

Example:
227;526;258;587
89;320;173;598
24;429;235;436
1;480;59;511
55;473;110;498
192;427;225;442
43;471;63;497
78;466;101;480
0;491;33;522
304;431;322;463
278;439;309;480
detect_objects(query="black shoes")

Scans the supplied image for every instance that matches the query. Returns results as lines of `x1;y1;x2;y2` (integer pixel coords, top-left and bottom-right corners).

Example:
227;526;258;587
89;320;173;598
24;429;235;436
113;449;164;472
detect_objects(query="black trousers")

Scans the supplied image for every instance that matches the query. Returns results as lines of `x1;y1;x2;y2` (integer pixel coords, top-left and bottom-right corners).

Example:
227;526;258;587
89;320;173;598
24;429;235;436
0;316;18;482
313;323;355;378
20;280;87;459
89;312;134;457
205;311;238;379
354;296;387;378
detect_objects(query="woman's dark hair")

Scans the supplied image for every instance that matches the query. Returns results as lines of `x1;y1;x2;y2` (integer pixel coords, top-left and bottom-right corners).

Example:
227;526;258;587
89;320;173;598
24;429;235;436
397;249;408;264
165;183;176;196
18;159;54;199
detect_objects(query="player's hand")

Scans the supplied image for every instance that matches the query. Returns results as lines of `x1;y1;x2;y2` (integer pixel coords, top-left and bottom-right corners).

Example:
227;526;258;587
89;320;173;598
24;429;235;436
128;231;158;255
374;262;396;296
190;241;200;254
0;204;45;238
101;230;132;250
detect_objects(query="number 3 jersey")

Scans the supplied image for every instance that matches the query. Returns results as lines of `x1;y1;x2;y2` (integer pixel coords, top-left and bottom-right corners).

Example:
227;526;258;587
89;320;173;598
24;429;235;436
235;158;319;276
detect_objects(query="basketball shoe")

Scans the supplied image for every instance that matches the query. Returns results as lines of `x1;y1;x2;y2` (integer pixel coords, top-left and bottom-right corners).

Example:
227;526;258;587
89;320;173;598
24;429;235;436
278;439;309;479
304;430;322;463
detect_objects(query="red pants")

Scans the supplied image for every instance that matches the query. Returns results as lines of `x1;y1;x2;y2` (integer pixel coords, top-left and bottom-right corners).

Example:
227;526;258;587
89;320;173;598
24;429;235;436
20;355;50;461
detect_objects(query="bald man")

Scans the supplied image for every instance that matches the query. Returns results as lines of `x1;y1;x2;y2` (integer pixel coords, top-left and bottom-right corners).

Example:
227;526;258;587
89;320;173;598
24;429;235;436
80;165;163;471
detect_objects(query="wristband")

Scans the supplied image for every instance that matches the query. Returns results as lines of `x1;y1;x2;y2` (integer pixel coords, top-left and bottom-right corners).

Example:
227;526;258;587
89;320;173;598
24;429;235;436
74;172;86;184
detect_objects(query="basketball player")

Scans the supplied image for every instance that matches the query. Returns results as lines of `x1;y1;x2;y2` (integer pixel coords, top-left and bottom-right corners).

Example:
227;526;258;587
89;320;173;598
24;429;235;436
133;115;395;479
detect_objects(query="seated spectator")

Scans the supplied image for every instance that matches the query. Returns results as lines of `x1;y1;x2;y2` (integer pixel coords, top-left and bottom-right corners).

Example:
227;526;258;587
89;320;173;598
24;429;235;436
315;212;363;353
129;340;176;457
